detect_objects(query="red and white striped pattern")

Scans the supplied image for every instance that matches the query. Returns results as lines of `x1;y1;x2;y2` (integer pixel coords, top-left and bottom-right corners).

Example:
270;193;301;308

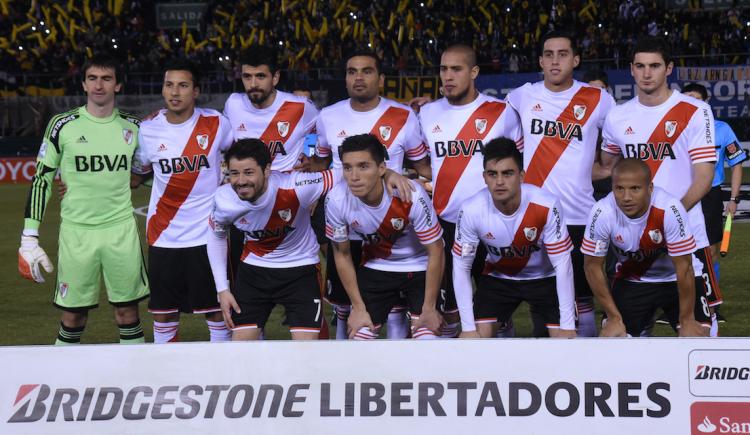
415;224;442;244
546;236;573;256
667;235;697;256
689;146;717;163
153;321;180;343
581;237;597;255
353;325;382;340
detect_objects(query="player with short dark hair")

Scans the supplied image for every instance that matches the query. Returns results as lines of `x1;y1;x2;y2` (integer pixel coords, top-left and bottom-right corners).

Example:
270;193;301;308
19;54;148;345
598;36;721;335
417;43;524;338
583;158;710;337
207;138;337;340
132;61;234;343
507;30;616;337
325;134;445;339
453;137;576;338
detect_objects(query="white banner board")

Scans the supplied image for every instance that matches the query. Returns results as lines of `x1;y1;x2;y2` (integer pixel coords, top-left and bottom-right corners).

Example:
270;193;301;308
1;339;749;434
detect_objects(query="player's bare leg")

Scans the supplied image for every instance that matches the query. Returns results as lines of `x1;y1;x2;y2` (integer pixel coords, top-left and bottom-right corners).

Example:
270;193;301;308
441;310;461;338
476;321;498;338
56;310;88;345
152;312;180;343
232;327;262;341
114;304;145;344
205;311;231;342
290;330;319;340
496;319;516;338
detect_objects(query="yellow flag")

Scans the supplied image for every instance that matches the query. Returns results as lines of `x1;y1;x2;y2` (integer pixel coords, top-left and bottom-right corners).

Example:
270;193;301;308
83;0;92;26
114;0;123;16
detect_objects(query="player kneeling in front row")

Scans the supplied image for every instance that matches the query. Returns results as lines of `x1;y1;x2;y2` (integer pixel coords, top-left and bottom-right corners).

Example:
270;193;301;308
326;134;445;339
207;139;336;340
582;158;710;337
453;138;577;338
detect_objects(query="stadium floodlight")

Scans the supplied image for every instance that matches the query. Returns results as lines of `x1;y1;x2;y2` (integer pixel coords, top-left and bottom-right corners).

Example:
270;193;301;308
429;39;434;44
420;2;424;6
40;21;44;25
278;41;284;46
18;46;23;50
664;31;668;36
512;43;517;48
31;26;36;31
175;37;180;42
45;29;50;34
112;38;116;43
367;43;372;47
746;21;750;26
113;44;118;48
506;7;510;12
598;23;602;28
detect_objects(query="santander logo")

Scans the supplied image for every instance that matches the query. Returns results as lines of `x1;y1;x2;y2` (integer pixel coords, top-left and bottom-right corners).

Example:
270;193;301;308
692;402;750;434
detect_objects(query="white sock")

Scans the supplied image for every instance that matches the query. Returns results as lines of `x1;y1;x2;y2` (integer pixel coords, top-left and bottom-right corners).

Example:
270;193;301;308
153;321;179;343
206;319;231;342
335;305;351;340
496;319;516;338
412;326;437;339
710;312;719;337
352;326;380;340
576;298;597;337
386;308;409;339
440;322;459;338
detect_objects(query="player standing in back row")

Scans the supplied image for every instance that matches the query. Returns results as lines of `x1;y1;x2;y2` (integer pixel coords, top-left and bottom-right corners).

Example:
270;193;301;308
417;44;523;337
506;30;616;337
598;37;720;335
19;54;148;345
132;60;234;343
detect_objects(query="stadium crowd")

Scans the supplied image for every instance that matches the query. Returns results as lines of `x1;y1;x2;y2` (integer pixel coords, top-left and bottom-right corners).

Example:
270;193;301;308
1;0;750;89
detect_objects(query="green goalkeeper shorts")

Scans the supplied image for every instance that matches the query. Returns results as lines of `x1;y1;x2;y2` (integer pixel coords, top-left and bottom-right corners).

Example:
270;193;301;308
54;217;149;310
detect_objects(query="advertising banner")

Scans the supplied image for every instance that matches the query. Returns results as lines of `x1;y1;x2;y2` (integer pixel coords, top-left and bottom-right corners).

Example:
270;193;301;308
1;339;749;434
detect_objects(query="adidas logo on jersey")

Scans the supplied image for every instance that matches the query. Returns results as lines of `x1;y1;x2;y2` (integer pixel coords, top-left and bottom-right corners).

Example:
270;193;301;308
615;234;624;243
532;104;543;112
351;220;360;228
625;126;635;135
432;125;442;133
484;232;495;240
237;123;247;132
76;135;88;143
337;130;347;138
239;217;249;225
158;144;168;152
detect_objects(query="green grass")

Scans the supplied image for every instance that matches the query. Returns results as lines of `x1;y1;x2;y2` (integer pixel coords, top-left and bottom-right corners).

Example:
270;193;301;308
1;182;748;345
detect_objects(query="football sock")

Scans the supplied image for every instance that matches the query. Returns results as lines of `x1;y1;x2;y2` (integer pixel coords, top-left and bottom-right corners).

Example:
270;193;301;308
352;326;380;340
55;322;84;345
576;298;597;337
334;305;350;340
118;320;145;344
386;308;409;339
207;319;231;342
440;322;460;338
496;319;516;338
153;321;179;343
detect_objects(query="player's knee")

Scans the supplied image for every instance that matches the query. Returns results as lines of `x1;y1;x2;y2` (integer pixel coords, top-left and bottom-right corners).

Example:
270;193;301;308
60;310;88;328
114;304;140;324
205;311;224;322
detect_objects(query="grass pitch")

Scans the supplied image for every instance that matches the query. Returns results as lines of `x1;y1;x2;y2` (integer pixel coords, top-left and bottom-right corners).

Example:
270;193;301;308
1;183;748;345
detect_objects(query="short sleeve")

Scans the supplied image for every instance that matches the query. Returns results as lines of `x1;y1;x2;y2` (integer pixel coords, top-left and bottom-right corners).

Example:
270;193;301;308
403;111;429;162
596;91;616;130
581;202;611;256
541;200;573;258
132;129;152;175
292;170;336;207
721;125;748;167
324;191;349;243
686;105;717;164
409;184;442;244
218;114;234;152
315;115;331;157
600;113;622;155
664;200;697;256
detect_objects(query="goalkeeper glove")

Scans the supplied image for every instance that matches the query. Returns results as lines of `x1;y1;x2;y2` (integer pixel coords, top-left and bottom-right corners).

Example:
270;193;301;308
18;235;54;283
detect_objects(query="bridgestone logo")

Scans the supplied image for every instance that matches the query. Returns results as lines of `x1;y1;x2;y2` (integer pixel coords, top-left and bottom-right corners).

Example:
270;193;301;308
8;381;671;422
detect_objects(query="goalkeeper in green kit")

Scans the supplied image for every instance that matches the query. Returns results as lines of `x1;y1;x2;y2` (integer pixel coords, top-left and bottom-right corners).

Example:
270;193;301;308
19;55;149;345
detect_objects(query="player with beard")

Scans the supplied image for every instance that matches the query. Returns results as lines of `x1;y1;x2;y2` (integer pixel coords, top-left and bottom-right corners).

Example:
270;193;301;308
416;44;523;338
598;37;720;335
506;31;616;337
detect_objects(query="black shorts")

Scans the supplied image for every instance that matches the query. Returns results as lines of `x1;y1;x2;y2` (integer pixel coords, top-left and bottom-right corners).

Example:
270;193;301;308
324;240;362;306
228;225;245;291
357;267;439;326
440;218;487;313
148;245;220;315
232;263;323;331
311;194;327;245
567;225;593;299
612;277;711;336
693;247;723;307
700;186;724;246
475;275;559;336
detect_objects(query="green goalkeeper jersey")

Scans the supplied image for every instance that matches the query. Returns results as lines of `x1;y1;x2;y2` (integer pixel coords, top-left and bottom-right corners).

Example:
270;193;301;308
24;106;140;230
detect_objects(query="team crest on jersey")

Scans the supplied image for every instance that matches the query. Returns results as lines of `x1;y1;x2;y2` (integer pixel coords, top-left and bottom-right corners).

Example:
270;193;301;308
278;208;292;222
59;282;68;299
573;105;587;121
475;119;487;134
277;121;290;138
379;125;392;142
196;134;209;150
122;129;133;145
648;229;663;244
665;121;678;138
523;227;538;242
391;218;404;231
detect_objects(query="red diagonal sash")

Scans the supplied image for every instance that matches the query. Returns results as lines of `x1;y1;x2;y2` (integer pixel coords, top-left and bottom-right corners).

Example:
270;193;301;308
616;206;666;280
483;202;549;276
638;101;698;178
147;115;219;245
259;101;305;161
525;86;601;187
433;101;506;216
361;197;412;264
369;106;410;149
241;188;301;258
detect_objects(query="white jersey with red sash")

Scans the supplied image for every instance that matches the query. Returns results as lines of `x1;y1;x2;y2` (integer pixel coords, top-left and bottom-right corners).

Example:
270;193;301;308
419;93;523;223
506;80;615;225
135;107;233;247
223;90;318;171
601;91;716;249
